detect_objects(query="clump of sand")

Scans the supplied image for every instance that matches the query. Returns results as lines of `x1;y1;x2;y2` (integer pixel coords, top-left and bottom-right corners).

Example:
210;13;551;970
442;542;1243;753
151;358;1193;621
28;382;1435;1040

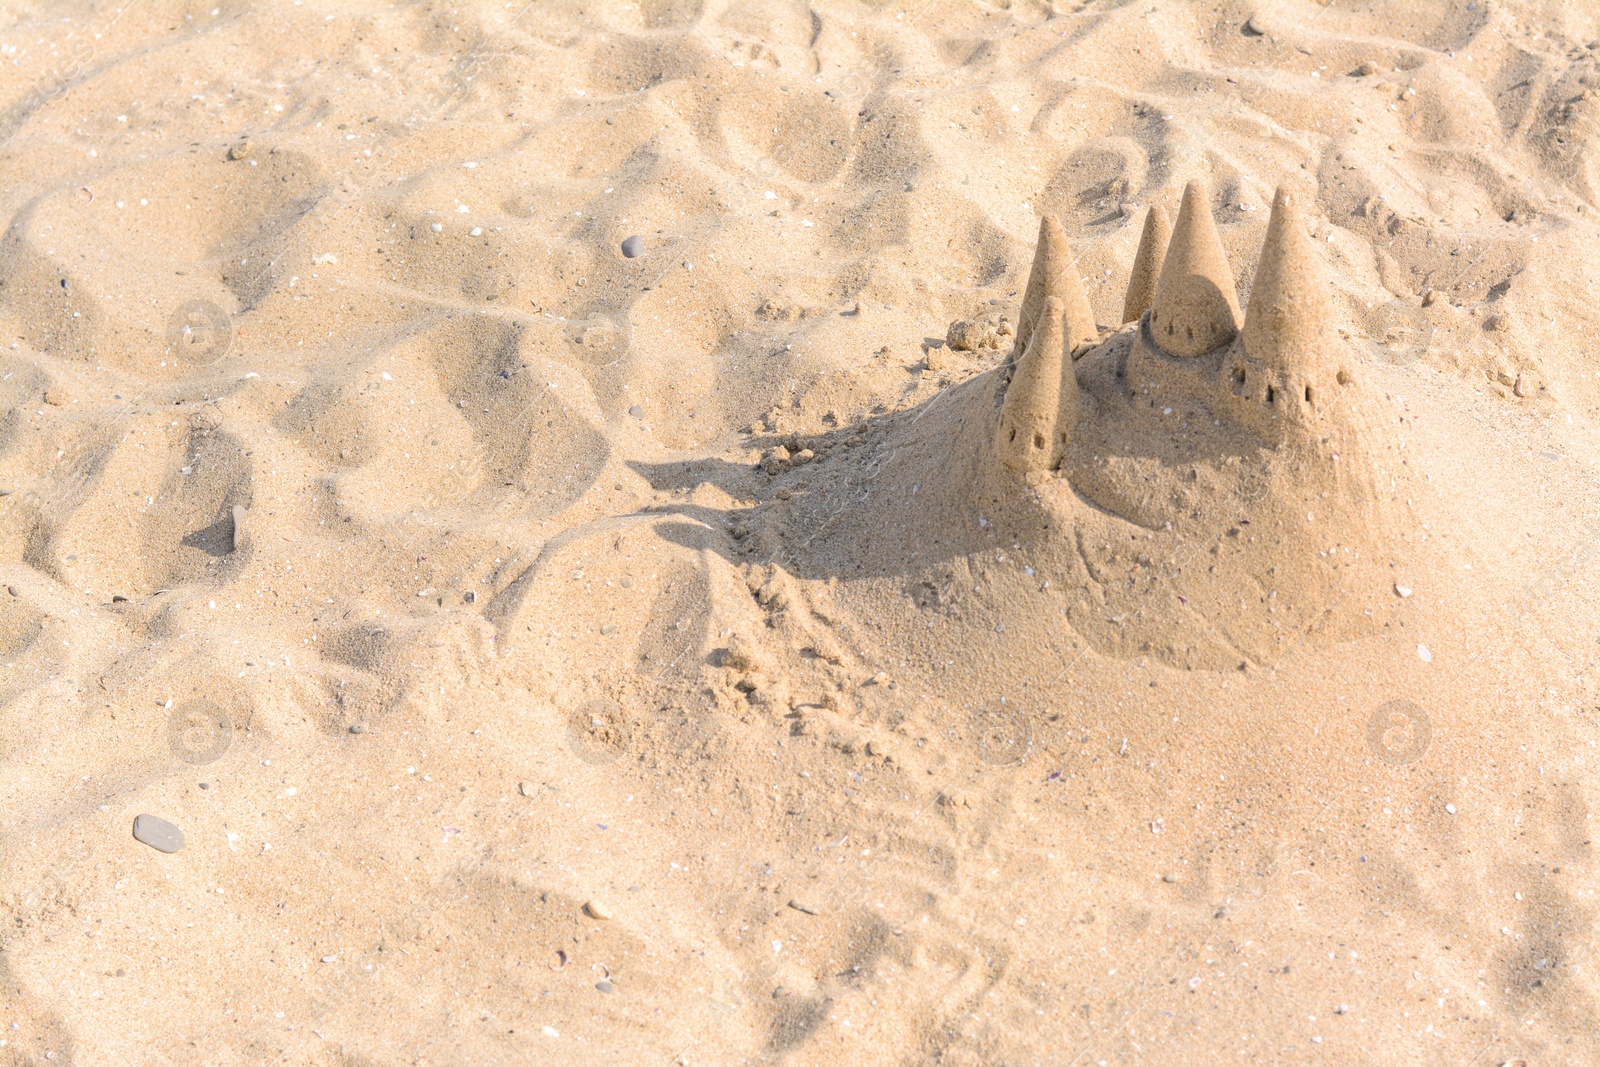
3;2;1600;1064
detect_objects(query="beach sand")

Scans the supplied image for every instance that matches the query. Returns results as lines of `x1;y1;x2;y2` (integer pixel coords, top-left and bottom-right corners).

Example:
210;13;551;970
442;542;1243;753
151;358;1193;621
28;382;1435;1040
3;1;1600;1063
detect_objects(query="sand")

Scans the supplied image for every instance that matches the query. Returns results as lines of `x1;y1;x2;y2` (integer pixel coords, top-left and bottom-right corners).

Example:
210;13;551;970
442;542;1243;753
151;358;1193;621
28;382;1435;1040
3;1;1600;1063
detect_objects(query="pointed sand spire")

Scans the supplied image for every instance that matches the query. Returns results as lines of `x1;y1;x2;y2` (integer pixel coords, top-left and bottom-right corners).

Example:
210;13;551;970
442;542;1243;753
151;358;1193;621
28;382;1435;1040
1241;186;1332;376
1122;204;1171;324
997;295;1069;472
1014;216;1097;360
1147;182;1241;356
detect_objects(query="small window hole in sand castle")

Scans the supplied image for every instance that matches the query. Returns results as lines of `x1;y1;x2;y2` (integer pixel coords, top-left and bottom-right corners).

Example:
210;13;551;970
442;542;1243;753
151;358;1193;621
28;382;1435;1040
971;179;1402;670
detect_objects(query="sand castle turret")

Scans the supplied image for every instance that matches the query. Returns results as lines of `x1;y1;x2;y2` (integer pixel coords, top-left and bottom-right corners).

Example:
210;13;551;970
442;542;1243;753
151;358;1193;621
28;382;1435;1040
1236;186;1331;382
1115;181;1354;448
957;182;1379;672
1013;215;1097;361
1219;186;1350;441
1146;182;1241;357
996;295;1071;472
1122;205;1171;324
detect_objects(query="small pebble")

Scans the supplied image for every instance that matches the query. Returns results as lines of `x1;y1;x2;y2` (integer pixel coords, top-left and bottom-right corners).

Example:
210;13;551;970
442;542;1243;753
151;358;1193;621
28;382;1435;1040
584;900;613;920
1394;584;1412;597
1162;873;1177;883
787;900;818;915
349;724;365;734
1445;803;1456;815
628;404;644;419
1335;1004;1349;1014
320;954;337;963
430;222;443;233
595;980;615;993
230;505;246;553
520;781;534;796
226;139;253;161
132;814;184;853
620;235;644;258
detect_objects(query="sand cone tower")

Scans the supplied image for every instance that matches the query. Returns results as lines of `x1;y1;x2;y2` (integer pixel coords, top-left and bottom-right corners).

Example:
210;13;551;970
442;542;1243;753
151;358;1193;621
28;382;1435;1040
1014;216;1097;361
1146;182;1241;356
1122;204;1171;324
1216;184;1352;442
1240;186;1331;378
997;295;1070;472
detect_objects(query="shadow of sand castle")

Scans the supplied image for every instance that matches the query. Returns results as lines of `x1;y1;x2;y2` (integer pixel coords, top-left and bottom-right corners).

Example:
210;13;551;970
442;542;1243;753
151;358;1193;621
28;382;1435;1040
621;181;1411;671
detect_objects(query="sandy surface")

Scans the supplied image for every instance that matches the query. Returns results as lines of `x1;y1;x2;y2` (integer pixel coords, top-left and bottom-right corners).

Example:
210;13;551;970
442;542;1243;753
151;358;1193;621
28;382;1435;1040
3;1;1600;1063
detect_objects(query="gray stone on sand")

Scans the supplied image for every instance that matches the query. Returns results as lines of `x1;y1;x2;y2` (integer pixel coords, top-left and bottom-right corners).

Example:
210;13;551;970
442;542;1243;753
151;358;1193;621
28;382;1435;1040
621;235;644;258
132;814;185;853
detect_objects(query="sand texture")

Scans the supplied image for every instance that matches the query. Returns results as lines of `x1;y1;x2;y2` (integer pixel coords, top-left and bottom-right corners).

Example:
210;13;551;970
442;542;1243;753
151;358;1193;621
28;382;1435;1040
4;1;1600;1064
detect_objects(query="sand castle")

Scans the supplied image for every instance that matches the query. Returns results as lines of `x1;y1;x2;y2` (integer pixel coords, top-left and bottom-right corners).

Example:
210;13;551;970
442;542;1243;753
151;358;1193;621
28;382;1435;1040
974;180;1391;667
767;179;1391;670
998;180;1360;467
